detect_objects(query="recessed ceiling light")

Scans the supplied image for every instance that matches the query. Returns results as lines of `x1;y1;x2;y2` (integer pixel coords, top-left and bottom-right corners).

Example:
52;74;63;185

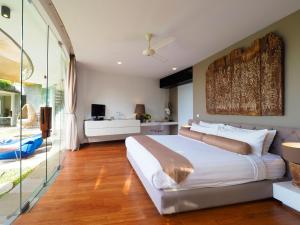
117;61;122;65
172;67;177;71
1;6;10;19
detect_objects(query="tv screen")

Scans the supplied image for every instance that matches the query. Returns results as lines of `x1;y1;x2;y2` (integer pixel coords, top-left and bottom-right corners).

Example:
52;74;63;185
91;104;105;118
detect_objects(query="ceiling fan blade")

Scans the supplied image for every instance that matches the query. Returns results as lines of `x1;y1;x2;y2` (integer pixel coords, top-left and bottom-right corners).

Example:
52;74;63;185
152;37;175;50
153;53;168;63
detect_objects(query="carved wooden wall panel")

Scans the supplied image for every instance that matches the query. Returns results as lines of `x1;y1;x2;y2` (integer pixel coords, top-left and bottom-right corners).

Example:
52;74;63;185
206;33;284;116
260;34;284;115
206;64;216;114
215;58;232;114
231;49;242;114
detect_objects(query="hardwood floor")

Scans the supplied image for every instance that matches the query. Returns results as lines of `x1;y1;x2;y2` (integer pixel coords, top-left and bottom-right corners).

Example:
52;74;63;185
14;142;300;225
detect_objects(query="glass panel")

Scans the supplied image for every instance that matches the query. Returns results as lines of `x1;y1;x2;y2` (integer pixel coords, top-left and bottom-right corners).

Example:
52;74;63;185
46;29;63;180
20;0;48;208
0;0;23;223
0;0;67;223
59;50;68;166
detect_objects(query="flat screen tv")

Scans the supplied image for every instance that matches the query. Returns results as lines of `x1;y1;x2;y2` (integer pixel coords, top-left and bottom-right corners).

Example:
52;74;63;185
91;104;105;120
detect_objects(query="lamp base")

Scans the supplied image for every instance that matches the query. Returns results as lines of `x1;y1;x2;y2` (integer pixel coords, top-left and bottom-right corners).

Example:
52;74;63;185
289;162;300;188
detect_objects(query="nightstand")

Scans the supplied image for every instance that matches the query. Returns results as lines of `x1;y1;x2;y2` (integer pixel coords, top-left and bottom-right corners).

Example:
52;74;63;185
273;181;300;212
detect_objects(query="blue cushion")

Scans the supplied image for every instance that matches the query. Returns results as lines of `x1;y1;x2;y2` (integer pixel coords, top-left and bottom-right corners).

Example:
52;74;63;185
0;135;43;160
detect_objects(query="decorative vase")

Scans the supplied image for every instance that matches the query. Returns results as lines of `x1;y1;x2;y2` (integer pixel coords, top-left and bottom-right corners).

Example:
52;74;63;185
289;162;300;188
282;142;300;188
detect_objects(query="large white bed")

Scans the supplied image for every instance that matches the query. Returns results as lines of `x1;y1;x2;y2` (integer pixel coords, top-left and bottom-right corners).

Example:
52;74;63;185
126;135;284;191
125;121;295;214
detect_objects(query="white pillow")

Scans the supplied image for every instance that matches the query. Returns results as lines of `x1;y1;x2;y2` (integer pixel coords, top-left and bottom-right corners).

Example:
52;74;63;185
222;125;276;155
218;126;268;156
262;130;277;155
199;121;225;128
190;123;219;135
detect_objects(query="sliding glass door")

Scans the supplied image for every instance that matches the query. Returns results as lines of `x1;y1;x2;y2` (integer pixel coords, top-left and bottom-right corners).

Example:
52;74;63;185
46;29;66;182
0;0;68;224
20;0;48;210
0;0;23;222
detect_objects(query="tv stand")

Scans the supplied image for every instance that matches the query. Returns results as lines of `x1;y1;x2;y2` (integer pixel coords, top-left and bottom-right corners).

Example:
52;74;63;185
84;119;140;142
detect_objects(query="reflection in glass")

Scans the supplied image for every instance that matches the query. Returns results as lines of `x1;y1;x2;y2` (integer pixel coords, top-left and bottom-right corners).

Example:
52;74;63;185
0;0;23;223
0;29;33;81
0;0;67;224
20;0;48;210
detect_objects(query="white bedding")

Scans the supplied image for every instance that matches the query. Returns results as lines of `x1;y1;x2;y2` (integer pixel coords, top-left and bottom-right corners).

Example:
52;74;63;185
125;135;285;191
262;153;286;179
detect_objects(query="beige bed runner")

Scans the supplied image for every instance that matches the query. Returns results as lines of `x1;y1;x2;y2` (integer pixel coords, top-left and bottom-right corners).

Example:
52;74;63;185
132;135;194;183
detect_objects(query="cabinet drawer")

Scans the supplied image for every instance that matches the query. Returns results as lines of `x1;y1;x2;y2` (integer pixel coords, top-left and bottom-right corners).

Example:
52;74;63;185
85;126;140;137
85;120;140;129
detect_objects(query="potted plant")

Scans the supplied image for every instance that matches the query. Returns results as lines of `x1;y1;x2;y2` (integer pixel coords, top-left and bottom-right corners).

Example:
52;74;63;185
164;103;173;121
143;113;152;123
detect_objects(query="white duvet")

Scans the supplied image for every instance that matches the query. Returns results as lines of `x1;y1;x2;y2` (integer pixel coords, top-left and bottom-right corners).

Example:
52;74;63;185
126;135;270;191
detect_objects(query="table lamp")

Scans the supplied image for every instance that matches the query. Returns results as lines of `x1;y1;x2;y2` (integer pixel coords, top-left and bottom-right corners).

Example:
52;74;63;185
135;104;145;121
282;142;300;188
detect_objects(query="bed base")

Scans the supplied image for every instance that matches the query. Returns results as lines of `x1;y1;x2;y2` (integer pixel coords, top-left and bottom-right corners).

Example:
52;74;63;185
127;151;283;215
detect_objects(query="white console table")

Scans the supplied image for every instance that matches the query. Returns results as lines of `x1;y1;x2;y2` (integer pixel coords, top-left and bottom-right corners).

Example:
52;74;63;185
84;119;140;142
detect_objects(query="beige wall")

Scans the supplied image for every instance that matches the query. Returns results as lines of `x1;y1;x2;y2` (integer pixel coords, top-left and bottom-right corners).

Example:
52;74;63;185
192;10;300;128
169;87;178;122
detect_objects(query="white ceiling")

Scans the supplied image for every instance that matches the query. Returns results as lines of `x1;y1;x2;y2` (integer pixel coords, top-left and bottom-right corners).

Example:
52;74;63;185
53;0;300;78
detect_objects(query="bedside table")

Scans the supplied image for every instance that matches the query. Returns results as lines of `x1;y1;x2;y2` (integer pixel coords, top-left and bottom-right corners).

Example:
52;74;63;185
273;181;300;212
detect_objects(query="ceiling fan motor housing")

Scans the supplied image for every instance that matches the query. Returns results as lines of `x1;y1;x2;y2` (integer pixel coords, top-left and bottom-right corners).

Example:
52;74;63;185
142;48;155;56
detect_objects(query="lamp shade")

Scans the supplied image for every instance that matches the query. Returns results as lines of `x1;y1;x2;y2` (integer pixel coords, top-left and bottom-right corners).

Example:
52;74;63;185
282;142;300;188
282;142;300;164
135;104;145;115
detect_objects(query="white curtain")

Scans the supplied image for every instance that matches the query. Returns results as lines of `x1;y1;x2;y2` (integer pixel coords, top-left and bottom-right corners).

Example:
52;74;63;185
65;55;79;151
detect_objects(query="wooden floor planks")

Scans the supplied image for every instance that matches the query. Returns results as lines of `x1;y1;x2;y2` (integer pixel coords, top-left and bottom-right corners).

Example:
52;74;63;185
14;141;300;225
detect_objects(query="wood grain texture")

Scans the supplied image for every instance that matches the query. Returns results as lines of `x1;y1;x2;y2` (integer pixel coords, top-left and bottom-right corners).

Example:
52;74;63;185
260;33;284;115
14;142;300;225
206;32;284;116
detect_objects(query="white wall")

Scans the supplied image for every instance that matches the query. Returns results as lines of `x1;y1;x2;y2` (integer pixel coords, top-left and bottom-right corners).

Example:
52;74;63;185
76;64;169;143
178;83;193;127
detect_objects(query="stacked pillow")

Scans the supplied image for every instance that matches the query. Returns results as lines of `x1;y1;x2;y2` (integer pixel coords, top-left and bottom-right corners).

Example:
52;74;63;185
179;127;251;155
190;121;223;135
188;121;276;156
217;125;268;156
262;130;277;155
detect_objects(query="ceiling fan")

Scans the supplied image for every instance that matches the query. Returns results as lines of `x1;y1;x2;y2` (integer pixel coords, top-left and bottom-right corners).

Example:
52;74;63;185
142;33;174;62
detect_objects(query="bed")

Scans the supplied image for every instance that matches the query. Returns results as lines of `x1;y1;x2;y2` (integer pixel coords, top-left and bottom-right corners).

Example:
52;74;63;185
125;121;300;214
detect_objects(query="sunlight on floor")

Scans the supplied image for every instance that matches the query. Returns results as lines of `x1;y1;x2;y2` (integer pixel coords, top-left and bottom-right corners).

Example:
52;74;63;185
94;166;105;190
122;170;133;195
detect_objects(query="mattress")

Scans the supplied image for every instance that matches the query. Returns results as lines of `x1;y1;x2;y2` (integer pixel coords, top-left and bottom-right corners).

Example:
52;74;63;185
127;150;280;215
125;135;285;191
262;153;286;179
